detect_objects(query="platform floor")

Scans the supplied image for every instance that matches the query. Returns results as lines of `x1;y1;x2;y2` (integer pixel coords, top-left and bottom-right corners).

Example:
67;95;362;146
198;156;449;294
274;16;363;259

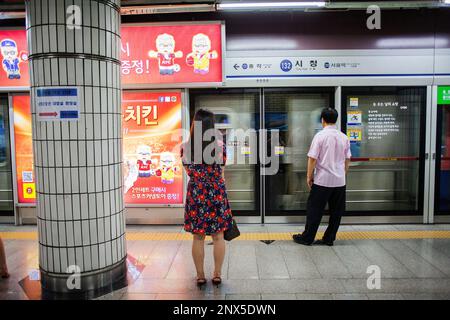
1;224;450;300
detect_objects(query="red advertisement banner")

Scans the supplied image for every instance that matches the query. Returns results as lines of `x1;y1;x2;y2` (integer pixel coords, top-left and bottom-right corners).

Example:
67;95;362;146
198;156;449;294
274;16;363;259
12;94;35;203
1;22;223;88
0;29;29;88
122;91;184;205
120;23;223;86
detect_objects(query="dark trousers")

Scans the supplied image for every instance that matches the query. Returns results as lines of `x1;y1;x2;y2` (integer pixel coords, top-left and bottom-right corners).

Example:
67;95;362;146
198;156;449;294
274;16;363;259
301;184;346;243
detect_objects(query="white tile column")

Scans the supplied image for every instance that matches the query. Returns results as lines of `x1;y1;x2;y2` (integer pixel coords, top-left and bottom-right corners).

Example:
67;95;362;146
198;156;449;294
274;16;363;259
25;0;127;294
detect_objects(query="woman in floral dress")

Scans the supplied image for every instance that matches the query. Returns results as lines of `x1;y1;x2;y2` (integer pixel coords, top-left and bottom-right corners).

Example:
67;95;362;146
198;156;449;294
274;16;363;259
181;109;232;287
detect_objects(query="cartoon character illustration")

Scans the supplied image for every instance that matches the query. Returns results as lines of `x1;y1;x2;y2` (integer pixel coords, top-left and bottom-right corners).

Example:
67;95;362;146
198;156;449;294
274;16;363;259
148;33;183;76
186;33;218;75
124;144;163;193
136;145;156;178
1;39;28;80
157;152;179;184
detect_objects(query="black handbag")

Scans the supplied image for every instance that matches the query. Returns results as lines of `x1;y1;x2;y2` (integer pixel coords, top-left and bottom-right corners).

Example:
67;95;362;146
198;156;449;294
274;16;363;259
224;219;240;241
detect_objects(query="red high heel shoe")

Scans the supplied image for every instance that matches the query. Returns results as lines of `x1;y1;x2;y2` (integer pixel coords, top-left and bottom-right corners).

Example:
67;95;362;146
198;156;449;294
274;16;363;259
211;276;222;287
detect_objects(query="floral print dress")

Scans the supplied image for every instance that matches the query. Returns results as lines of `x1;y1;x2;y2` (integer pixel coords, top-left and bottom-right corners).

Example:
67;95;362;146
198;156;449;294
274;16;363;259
182;143;233;235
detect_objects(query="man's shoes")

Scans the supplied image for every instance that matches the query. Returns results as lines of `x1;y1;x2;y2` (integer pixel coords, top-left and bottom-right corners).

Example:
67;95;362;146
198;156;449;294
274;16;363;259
313;239;334;246
292;234;312;246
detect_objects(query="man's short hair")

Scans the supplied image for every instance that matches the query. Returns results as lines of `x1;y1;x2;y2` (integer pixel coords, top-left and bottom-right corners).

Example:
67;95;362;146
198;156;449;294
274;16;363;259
321;107;338;124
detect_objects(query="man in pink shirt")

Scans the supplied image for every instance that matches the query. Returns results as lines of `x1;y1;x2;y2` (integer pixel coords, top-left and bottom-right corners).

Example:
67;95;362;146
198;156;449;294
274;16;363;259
293;108;351;246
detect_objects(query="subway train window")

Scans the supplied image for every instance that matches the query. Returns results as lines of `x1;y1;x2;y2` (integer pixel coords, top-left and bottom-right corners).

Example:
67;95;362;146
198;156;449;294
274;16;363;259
342;87;426;214
264;88;334;216
0;94;14;213
436;100;450;214
190;89;260;216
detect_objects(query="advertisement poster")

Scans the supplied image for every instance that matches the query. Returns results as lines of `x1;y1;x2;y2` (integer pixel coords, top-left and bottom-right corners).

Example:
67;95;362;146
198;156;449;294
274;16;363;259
122;91;183;205
12;94;36;203
0;29;29;88
121;23;223;86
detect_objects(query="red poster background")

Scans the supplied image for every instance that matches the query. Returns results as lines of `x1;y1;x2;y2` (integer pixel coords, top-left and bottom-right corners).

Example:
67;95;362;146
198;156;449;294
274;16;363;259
0;30;29;88
121;23;223;85
12;94;35;203
122;91;184;205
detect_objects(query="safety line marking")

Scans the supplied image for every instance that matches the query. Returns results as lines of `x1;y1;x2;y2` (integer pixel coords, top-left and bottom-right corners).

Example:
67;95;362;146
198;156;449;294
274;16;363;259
1;230;450;241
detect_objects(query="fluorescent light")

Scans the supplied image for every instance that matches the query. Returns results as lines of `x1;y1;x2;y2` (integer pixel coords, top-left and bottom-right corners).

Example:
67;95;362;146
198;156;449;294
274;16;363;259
217;2;327;10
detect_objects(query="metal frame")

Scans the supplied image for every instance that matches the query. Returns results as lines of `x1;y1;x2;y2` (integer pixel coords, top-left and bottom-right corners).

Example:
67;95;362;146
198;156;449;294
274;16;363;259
423;85;434;223
426;85;438;223
120;20;226;90
8;94;20;225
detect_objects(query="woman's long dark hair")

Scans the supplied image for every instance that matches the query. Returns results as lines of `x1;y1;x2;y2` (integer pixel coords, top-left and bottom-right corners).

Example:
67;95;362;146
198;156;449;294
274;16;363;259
183;108;223;165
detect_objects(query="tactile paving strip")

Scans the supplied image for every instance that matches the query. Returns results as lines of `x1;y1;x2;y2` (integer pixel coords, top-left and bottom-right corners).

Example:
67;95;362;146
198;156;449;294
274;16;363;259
1;230;450;241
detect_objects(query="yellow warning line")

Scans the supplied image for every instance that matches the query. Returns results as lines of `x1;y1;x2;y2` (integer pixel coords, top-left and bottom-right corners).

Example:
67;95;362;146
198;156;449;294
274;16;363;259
1;230;450;241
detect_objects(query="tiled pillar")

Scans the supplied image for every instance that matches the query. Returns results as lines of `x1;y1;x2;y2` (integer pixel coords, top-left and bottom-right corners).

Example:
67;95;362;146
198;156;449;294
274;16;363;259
25;0;127;293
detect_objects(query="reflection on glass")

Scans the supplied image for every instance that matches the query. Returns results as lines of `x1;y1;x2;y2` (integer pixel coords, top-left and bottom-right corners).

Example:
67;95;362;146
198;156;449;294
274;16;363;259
438;105;450;213
265;92;329;215
344;87;425;212
0;95;13;212
193;91;258;213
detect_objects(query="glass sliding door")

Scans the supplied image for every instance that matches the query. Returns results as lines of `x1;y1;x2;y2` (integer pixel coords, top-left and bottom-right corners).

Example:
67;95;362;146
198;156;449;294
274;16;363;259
342;87;426;215
190;89;261;216
435;89;450;215
263;88;334;217
0;94;14;214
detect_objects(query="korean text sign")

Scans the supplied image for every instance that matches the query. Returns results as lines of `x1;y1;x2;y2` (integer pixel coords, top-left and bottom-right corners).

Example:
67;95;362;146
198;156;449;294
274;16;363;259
122;91;184;205
120;23;223;85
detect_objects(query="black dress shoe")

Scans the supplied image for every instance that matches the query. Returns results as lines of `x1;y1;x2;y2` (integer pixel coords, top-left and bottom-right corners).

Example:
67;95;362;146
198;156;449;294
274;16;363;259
292;234;312;246
313;239;334;246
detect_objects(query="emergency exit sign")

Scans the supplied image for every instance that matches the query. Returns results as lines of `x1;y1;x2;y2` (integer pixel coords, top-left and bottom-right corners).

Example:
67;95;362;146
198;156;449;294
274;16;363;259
438;86;450;105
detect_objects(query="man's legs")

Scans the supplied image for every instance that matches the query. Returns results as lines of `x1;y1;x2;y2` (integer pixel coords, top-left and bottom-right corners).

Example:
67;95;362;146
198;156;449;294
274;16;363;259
297;184;331;244
322;186;346;244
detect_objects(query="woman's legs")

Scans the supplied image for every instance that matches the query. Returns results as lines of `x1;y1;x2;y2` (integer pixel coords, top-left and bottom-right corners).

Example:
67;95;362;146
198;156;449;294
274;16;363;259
211;232;225;278
0;236;9;276
192;233;206;279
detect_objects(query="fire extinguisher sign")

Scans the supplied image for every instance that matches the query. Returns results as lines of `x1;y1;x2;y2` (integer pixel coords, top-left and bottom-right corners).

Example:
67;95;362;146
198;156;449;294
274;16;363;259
36;87;80;122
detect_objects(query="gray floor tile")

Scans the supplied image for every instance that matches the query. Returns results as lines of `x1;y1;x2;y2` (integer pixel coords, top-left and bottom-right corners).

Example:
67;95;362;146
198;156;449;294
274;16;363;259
156;293;226;300
255;243;290;280
279;243;321;279
402;293;450;300
120;293;157;300
308;246;352;279
332;241;373;278
378;240;446;278
401;239;450;276
226;294;261;300
227;242;259;280
341;278;450;294
261;294;297;300
333;293;368;300
352;240;415;278
296;293;333;300
366;293;404;300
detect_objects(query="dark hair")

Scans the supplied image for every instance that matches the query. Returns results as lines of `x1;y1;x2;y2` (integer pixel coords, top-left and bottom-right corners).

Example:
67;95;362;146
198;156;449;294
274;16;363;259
320;107;338;124
183;108;222;164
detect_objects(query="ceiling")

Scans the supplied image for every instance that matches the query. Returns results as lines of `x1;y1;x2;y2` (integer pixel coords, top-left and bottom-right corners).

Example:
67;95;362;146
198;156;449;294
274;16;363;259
0;0;448;14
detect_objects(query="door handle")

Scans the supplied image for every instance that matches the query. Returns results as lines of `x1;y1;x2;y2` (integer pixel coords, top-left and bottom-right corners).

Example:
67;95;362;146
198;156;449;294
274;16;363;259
425;153;429;160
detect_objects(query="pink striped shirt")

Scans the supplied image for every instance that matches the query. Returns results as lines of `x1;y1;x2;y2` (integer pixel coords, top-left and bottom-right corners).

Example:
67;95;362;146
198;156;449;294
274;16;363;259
307;125;351;188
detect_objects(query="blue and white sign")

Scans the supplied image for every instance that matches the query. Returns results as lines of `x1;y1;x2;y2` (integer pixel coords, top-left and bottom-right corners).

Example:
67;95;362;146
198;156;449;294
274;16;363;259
36;87;80;122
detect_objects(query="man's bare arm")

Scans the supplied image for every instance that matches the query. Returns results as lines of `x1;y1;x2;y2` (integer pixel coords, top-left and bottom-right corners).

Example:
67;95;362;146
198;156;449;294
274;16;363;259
345;159;350;174
307;157;317;189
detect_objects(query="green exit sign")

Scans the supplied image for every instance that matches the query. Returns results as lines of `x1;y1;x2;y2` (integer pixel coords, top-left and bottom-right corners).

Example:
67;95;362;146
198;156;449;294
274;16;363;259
438;86;450;105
